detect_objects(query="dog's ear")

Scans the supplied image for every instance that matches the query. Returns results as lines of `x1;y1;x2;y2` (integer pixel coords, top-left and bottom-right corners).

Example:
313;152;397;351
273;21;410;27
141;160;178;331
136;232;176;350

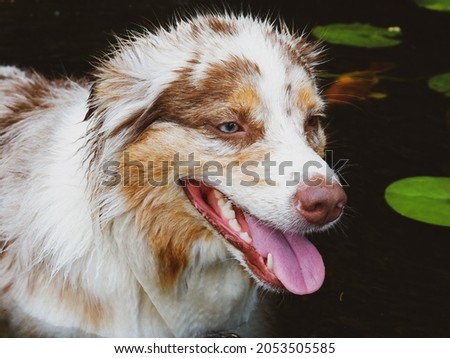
107;105;157;146
83;81;160;149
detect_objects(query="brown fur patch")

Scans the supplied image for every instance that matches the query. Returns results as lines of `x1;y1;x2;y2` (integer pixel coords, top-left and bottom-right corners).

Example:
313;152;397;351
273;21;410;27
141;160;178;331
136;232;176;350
297;86;319;113
206;16;236;34
26;265;110;330
89;56;265;151
306;124;327;157
0;72;61;131
120;136;214;290
291;40;321;78
265;28;321;78
226;85;264;142
72;285;109;329
229;85;260;114
148;210;214;290
127;57;264;147
297;85;326;156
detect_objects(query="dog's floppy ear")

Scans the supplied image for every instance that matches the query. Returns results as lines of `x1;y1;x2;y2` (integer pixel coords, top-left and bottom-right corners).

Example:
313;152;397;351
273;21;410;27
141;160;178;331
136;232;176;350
105;105;157;145
83;81;159;149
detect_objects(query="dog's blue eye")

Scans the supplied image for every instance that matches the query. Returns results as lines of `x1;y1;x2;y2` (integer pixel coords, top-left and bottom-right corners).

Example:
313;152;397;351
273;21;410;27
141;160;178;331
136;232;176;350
218;122;241;133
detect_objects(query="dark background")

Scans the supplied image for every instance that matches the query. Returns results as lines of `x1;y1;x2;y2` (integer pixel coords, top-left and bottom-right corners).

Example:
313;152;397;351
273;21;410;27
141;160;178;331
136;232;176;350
1;0;449;337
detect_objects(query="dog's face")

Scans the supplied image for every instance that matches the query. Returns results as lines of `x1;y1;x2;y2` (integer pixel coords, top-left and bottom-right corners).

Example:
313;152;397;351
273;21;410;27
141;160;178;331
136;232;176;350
88;15;346;304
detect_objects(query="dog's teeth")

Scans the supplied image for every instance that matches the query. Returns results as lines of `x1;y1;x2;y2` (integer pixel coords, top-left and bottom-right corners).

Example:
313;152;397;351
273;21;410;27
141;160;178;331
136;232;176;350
223;199;232;210
217;197;231;208
229;218;242;232
217;197;235;219
223;209;236;220
222;206;236;220
218;198;226;208
213;190;223;200
239;232;252;244
266;253;274;271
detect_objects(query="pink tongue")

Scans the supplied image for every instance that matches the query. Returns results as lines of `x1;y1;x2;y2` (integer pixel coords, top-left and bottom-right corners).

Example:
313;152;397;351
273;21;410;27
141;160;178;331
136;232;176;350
244;213;325;295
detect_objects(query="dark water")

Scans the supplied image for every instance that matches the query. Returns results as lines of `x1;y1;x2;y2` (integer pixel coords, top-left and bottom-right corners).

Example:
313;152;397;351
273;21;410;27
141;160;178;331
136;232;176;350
1;0;449;337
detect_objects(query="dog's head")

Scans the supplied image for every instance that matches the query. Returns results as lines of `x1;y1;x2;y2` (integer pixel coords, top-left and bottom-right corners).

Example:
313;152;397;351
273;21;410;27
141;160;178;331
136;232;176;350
86;14;346;301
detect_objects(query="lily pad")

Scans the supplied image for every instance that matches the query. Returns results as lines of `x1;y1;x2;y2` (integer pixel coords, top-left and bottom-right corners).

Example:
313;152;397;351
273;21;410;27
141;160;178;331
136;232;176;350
428;72;450;97
385;176;450;227
414;0;450;12
312;23;402;48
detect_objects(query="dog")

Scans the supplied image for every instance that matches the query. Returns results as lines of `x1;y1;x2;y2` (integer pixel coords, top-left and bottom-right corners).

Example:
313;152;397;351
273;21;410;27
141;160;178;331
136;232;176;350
0;13;347;337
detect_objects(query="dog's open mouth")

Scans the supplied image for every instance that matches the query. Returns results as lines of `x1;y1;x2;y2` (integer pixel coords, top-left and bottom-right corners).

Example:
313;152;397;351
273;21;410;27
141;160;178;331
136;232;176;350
182;179;325;295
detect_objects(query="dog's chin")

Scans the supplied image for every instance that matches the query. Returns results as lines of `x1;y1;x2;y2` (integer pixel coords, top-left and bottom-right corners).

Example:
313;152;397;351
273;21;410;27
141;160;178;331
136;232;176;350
182;179;326;296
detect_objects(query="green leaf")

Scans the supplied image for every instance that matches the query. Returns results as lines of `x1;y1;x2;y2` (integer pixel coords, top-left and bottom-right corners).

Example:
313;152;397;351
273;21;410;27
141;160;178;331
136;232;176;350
385;177;450;227
413;0;450;12
312;23;402;48
428;72;450;97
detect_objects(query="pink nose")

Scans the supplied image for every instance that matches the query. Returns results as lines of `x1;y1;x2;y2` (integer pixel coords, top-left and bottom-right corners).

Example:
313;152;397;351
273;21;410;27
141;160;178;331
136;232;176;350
296;176;347;226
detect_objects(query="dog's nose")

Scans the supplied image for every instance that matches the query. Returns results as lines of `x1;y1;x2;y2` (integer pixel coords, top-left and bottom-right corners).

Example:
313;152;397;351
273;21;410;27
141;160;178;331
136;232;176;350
296;176;347;226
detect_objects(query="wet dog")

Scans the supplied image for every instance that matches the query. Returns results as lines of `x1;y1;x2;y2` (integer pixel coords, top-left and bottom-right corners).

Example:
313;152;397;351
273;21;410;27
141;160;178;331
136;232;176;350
0;13;346;337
